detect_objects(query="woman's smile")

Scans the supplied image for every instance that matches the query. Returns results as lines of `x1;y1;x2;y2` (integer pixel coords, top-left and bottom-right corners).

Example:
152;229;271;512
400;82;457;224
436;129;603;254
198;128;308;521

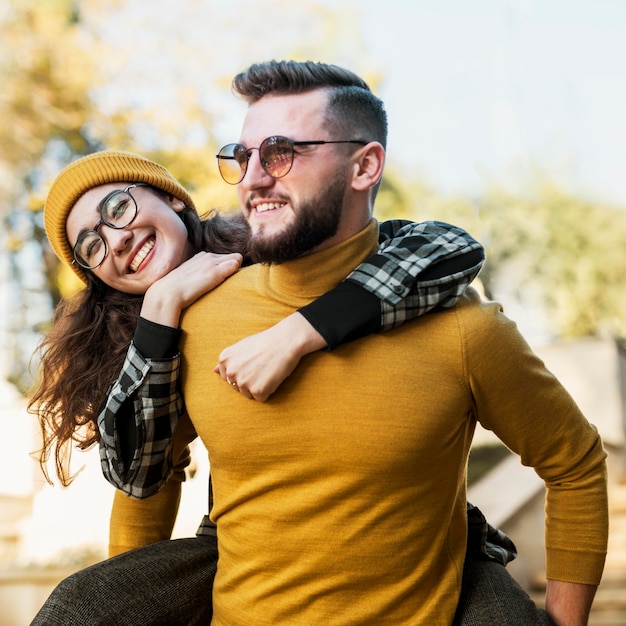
129;237;155;273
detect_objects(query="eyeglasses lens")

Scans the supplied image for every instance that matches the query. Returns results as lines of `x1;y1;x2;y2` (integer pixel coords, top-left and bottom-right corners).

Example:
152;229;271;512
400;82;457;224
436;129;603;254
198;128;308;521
75;231;107;269
217;144;248;185
103;191;135;227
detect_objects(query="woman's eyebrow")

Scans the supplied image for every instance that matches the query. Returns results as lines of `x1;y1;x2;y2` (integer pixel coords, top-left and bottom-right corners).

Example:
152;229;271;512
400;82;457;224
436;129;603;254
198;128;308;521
73;193;110;242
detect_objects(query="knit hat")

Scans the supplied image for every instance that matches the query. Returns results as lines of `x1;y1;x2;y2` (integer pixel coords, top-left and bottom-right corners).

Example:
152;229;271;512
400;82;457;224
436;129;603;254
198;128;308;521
44;151;196;283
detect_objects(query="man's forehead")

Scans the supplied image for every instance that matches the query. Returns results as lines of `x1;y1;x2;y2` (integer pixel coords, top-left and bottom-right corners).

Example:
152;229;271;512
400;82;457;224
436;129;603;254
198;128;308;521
240;91;328;142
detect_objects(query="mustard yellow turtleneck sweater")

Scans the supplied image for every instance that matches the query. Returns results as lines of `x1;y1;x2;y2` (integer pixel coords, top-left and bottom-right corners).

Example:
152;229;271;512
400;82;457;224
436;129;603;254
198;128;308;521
112;220;608;625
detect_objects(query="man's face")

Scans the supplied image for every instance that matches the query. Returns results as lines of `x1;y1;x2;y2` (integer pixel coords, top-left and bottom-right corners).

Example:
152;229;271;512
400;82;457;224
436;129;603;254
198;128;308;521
66;183;195;295
236;91;353;264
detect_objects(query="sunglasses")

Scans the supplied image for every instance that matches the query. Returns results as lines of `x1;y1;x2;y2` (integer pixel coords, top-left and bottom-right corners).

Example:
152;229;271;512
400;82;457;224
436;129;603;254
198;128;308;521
216;135;367;185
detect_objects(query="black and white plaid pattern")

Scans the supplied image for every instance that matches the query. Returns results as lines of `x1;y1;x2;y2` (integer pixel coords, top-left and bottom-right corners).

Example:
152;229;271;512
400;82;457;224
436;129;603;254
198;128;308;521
466;502;517;565
98;346;182;499
349;220;484;331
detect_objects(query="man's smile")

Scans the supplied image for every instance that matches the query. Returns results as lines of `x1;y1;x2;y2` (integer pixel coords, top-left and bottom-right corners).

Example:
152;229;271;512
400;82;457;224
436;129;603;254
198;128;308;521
255;201;287;213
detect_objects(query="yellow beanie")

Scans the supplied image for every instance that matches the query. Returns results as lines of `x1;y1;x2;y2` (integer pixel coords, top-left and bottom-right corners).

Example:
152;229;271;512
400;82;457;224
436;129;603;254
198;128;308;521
44;151;196;283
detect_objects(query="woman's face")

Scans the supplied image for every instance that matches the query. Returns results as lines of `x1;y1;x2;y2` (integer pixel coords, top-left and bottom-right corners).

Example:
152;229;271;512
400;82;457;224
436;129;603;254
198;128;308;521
65;183;196;295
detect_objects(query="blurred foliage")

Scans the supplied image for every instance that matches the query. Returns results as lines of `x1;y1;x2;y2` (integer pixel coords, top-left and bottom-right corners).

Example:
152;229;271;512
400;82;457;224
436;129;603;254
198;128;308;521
0;0;104;391
1;0;625;395
0;0;102;305
392;174;626;339
0;0;97;180
480;182;626;338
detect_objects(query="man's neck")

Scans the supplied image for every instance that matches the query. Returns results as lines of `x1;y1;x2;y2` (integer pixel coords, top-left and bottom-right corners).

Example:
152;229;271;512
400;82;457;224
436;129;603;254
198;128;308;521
261;220;378;301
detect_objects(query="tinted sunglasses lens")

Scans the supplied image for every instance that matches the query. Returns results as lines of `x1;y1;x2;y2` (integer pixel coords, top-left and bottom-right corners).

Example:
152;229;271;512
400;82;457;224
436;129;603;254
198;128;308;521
259;136;294;178
75;232;106;269
217;144;248;184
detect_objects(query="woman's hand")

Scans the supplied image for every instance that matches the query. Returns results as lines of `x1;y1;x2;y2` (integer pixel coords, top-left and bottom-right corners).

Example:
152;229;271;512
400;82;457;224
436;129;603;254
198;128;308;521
141;252;242;328
214;312;327;401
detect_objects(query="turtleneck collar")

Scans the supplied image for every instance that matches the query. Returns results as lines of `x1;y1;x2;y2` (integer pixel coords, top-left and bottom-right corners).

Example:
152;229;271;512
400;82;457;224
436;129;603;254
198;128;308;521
258;219;379;306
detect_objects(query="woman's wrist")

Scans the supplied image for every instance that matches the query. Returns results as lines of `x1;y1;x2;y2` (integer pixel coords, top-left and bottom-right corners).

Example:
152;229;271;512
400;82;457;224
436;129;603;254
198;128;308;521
284;312;328;356
141;283;183;328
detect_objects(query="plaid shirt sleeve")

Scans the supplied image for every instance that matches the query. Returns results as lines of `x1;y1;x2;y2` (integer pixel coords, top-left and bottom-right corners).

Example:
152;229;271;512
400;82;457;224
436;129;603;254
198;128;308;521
98;341;184;499
347;220;485;331
466;502;518;566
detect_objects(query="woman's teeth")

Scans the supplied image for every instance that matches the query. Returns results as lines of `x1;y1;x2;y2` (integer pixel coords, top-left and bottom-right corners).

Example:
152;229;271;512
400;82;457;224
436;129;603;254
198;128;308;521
129;239;155;272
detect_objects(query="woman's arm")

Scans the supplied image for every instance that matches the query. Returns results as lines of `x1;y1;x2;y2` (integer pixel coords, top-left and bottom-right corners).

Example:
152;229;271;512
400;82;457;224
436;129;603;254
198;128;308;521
216;220;485;399
303;220;485;343
98;320;183;497
99;252;241;497
108;412;198;556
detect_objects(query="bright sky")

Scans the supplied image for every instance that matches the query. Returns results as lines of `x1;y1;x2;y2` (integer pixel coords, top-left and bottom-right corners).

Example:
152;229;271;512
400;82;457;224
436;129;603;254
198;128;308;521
84;0;626;207
359;0;626;205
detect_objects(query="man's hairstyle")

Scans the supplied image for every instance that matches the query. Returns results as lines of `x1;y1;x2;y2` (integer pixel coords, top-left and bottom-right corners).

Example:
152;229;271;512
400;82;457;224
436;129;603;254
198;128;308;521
232;60;388;148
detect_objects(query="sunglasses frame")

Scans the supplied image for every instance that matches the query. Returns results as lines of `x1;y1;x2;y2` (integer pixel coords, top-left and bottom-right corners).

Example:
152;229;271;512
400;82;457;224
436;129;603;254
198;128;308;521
216;135;368;185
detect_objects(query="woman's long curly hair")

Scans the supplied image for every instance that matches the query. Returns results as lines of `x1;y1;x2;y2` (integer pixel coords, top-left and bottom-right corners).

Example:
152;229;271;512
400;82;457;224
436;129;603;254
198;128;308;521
29;203;249;486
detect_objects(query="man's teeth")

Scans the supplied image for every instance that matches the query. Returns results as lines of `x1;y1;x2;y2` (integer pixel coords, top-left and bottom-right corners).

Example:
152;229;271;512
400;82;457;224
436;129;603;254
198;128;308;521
129;239;155;272
256;202;284;213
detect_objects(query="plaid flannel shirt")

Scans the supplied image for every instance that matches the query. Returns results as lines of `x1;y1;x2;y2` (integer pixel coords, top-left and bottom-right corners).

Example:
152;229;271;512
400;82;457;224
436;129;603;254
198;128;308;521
98;347;183;499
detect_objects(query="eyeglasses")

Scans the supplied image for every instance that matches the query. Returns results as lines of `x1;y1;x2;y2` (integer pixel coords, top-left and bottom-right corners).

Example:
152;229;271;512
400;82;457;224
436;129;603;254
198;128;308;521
216;135;368;185
72;183;148;270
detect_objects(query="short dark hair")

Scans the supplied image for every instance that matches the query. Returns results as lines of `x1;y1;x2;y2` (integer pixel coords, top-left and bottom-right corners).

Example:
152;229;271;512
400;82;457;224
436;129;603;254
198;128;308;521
232;60;388;148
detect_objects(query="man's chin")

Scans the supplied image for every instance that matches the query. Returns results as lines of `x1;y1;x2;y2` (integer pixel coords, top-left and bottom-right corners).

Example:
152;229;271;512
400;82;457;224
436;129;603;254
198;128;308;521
248;232;295;264
249;214;289;235
249;224;286;246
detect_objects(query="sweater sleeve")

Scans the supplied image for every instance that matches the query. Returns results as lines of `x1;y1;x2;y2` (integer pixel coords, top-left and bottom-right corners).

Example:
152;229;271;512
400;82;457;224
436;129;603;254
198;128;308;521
108;411;198;556
459;294;608;585
299;220;485;349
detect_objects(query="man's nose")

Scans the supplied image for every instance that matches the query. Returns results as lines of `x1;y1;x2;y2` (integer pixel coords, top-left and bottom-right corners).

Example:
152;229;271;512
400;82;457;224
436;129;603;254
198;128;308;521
242;150;275;189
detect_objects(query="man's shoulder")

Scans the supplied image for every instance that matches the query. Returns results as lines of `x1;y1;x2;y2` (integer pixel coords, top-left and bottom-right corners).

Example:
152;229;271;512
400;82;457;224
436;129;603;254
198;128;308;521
402;287;511;342
450;288;524;347
453;287;503;316
181;264;261;324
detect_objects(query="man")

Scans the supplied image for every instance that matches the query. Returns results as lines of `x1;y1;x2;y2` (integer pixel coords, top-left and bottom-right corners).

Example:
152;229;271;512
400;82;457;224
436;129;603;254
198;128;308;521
34;61;607;625
174;61;608;625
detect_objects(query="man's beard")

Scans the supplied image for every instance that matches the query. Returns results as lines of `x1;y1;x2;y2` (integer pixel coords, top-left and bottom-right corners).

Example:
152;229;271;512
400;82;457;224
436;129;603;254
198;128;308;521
247;175;345;264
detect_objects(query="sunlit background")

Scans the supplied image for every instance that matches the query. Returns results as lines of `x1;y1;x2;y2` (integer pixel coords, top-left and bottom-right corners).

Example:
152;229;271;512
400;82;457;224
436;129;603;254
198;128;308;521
1;0;626;623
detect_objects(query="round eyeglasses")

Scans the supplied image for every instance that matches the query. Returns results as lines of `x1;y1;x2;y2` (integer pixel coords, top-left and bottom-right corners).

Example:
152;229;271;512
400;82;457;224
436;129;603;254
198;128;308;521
72;183;148;270
216;135;368;185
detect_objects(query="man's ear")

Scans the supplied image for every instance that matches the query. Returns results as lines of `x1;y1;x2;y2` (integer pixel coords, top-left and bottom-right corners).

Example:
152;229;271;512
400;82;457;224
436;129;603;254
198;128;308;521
351;142;385;191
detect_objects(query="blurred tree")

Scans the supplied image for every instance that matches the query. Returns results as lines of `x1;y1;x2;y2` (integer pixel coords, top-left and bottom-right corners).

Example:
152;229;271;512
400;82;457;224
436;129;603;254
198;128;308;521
0;0;105;391
480;182;626;339
401;175;626;340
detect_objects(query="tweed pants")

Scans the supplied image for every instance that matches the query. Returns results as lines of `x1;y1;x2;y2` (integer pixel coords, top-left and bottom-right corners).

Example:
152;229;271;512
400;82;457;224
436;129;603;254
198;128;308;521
31;535;554;625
